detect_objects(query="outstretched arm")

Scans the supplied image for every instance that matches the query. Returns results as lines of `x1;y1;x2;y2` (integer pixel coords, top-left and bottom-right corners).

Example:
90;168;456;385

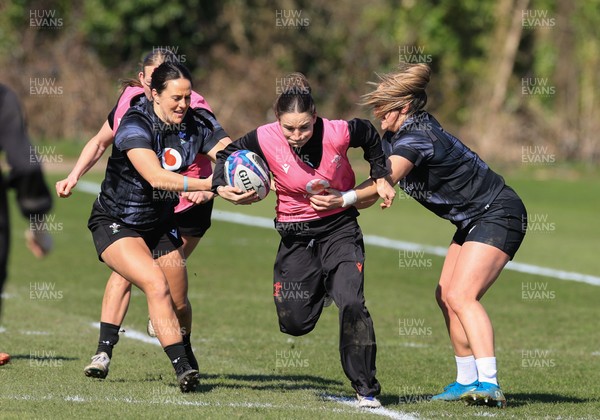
348;118;396;207
126;148;212;192
56;120;114;197
310;155;413;211
126;136;235;193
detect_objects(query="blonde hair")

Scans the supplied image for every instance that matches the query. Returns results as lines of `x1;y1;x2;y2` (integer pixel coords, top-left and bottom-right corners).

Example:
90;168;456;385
361;63;431;119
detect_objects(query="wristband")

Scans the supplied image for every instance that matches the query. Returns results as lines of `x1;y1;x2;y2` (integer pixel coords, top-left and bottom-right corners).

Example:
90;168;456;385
341;189;358;207
183;176;188;192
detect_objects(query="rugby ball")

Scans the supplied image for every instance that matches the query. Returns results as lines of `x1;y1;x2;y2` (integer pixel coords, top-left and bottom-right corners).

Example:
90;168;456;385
225;150;271;200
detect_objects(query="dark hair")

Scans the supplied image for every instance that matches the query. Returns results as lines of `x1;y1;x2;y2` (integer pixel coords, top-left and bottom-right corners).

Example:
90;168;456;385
141;48;179;71
274;72;316;118
151;61;193;95
119;48;179;93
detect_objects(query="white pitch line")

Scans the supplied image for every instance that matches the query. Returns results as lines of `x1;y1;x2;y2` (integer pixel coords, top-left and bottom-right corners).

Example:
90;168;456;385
3;392;417;418
75;181;600;286
323;395;419;420
210;210;600;286
77;180;101;195
20;330;50;335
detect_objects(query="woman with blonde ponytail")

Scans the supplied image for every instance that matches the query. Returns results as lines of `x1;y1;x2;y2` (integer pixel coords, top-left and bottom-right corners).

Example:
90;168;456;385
314;63;527;408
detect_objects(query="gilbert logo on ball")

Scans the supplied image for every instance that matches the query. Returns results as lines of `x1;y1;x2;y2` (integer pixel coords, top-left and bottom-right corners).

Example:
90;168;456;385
162;148;183;171
305;179;329;195
225;150;271;200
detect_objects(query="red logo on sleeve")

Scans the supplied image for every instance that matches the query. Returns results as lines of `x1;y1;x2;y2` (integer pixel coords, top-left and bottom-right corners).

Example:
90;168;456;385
273;281;282;297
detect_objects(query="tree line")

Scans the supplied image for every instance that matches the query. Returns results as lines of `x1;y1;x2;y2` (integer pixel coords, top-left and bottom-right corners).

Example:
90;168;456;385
1;0;598;164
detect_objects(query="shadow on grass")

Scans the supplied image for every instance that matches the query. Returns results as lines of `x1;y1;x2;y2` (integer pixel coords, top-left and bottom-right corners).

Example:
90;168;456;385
376;392;598;408
8;354;79;361
92;371;343;394
128;372;346;394
198;372;345;392
507;393;595;407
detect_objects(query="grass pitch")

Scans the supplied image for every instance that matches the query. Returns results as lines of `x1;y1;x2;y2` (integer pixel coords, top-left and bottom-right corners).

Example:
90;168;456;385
0;169;599;419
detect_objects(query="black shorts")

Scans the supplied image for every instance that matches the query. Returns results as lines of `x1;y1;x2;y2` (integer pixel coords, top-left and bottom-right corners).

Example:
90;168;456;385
452;186;527;259
88;200;183;262
174;200;213;238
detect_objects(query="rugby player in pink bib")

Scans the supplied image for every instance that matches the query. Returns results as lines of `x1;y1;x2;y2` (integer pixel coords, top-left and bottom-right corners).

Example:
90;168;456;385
213;73;395;408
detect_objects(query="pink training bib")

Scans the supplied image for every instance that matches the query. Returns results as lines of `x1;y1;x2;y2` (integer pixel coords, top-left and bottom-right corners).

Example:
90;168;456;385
257;118;356;222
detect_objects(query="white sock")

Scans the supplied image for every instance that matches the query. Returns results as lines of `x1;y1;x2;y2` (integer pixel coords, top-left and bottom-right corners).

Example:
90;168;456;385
455;355;478;385
475;357;498;385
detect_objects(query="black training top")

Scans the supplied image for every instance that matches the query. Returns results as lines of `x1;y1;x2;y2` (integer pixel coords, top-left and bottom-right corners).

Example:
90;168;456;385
98;100;223;226
383;111;505;229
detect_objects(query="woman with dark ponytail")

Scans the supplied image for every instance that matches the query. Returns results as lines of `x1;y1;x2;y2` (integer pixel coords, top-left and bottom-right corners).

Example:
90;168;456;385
212;73;396;408
319;63;527;408
56;50;230;383
83;61;230;392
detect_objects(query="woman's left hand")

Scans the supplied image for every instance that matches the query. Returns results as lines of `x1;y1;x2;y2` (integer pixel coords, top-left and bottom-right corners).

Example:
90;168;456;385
309;189;343;211
216;185;259;205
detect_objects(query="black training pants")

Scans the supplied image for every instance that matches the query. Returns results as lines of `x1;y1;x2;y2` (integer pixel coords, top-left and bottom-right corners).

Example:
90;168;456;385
272;219;380;397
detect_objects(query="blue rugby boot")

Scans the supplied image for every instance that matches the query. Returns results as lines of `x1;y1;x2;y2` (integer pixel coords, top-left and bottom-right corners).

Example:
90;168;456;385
431;381;478;401
460;381;507;408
